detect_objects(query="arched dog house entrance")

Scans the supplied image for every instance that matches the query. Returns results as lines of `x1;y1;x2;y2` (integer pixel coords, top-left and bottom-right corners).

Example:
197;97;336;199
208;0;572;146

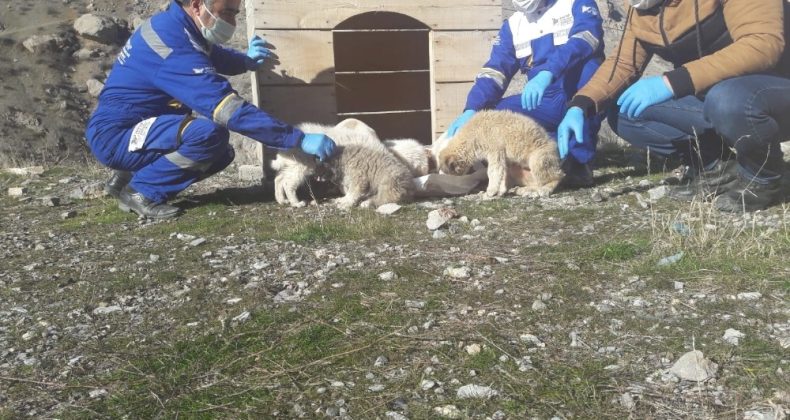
333;12;432;144
247;0;501;171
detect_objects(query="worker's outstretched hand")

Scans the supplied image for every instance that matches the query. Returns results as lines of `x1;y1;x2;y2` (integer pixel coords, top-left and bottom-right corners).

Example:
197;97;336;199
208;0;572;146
557;106;585;160
245;35;270;71
300;133;337;162
447;110;476;138
521;70;553;111
617;76;674;119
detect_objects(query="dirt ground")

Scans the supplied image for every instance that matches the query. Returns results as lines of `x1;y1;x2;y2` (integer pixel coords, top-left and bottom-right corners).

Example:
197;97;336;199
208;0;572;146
0;157;788;419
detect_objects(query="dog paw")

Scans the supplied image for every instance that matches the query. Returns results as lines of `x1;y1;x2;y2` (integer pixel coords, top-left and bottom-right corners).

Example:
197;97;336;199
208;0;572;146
358;199;373;209
333;197;356;210
291;200;307;208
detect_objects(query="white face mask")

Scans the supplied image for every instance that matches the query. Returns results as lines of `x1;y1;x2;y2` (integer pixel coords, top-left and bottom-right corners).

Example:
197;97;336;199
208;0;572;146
513;0;546;14
629;0;664;10
198;3;235;45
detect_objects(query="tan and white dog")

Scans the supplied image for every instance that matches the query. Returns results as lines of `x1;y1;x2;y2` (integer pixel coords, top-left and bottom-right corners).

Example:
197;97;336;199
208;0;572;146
437;110;564;198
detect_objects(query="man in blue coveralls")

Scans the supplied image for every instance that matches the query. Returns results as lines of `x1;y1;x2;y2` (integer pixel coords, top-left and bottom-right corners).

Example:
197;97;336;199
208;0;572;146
446;0;604;187
86;0;336;219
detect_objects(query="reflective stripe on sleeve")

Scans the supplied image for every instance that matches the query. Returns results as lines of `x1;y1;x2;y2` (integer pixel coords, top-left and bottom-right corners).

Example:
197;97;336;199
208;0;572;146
475;67;506;89
570;30;600;51
212;93;245;127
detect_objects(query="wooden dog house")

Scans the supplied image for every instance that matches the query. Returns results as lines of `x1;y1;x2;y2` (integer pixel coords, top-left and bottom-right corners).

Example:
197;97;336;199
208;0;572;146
245;0;501;161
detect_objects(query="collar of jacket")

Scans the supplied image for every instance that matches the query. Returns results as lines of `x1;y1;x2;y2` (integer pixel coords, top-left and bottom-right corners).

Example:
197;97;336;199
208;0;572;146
166;0;212;51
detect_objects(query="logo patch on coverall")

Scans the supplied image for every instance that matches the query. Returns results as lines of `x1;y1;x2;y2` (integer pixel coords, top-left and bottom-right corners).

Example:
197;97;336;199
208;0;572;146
128;117;157;152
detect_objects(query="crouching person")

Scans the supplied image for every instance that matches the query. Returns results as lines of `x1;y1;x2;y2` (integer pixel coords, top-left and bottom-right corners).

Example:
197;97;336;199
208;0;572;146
446;0;605;187
559;0;790;212
86;0;336;219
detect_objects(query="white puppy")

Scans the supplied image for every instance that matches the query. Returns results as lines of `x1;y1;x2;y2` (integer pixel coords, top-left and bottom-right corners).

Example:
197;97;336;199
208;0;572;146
383;138;433;177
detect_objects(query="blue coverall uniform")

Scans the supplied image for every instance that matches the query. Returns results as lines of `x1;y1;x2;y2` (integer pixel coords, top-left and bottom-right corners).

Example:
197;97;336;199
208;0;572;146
86;1;303;204
464;0;604;165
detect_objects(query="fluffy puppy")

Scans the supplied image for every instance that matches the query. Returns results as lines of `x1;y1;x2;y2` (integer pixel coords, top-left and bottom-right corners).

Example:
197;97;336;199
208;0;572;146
438;110;563;198
383;138;433;177
271;120;413;209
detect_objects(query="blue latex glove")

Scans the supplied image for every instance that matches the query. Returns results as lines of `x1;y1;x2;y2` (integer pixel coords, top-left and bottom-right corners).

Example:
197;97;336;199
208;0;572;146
300;133;336;162
617;76;674;119
521;70;553;111
447;110;476;138
557;107;585;160
244;35;270;71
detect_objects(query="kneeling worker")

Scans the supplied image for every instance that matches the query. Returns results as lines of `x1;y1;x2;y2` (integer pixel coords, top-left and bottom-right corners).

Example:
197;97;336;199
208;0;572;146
86;0;336;219
446;0;606;187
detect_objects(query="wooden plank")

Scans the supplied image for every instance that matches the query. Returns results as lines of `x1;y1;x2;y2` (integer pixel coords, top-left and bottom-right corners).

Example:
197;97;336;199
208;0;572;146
434;81;474;131
433;30;498;83
257;85;338;125
334;30;430;72
251;0;501;30
335;72;431;113
253;30;335;85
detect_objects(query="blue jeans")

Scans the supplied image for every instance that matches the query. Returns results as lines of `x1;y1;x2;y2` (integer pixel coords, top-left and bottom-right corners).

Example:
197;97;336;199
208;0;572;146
608;74;790;180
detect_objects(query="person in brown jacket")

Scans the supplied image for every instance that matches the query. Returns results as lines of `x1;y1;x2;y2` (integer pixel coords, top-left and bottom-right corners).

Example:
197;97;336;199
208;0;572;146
557;0;790;212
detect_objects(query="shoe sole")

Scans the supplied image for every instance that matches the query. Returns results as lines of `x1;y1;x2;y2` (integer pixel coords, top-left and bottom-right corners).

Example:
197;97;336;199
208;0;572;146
118;202;181;220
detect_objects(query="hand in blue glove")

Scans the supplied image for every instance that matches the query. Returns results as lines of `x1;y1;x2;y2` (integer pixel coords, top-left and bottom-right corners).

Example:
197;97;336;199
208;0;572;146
300;133;336;162
557;107;585;160
521;70;553;111
245;35;270;71
617;75;674;119
447;109;476;138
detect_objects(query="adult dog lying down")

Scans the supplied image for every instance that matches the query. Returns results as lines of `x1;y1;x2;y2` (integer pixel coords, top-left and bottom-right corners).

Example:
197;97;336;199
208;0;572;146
438;110;564;198
271;119;414;209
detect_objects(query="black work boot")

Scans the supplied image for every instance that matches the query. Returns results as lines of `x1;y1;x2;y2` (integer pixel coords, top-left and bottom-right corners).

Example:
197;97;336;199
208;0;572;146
118;185;182;219
714;174;784;213
105;170;132;198
668;159;738;202
560;159;594;188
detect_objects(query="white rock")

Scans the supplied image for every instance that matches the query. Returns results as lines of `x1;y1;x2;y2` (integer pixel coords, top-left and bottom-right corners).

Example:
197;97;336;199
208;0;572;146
74;13;124;45
657;252;684;267
22;34;66;54
444;266;471;279
232;311;251;323
376;203;402;215
86;78;104;97
432;230;447;239
620;392;636;409
532;300;547;311
420;379;436;390
674;281;685;291
378;271;398;281
648;185;669;201
405;300;425;309
60;210;78;220
4;167;44;176
226;298;242;305
92;305;122;315
456;384;499;399
737;292;762;301
368;384;385;392
189;238;206;247
426;208;457;230
520;334;545;348
237;164;263;182
433;405;462;419
89;389;108;399
465;343;481;355
22;331;35;341
8;187;28;197
385;412;409;420
374;356;388;367
723;328;745;345
669;350;718;382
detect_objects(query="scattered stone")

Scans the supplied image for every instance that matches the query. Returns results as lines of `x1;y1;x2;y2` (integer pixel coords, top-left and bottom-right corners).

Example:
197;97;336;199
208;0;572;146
737;292;762;301
5;167;44;176
377;203;402;215
149;254;160;263
433;405;462;419
648;185;669;201
620;392;636;410
432;230;447;239
92;305;122;315
68;182;106;200
443;266;470;279
368;384;385;392
385;412;409;420
237;164;262;182
657;251;684;267
532;300;547;311
88;389;108;399
456;384;499;399
669;350;718;382
426;207;458;230
374;356;388;367
378;271;398;281
60;210;78;220
465;343;481;355
74;13;126;45
226;298;242;305
674;281;685;291
41;196;61;207
671;221;692;237
22;34;67;54
232;311;251;324
723;328;745;346
86;78;104;97
8;187;28;197
420;379;436;391
189;238;206;247
405;300;425;309
520;334;545;348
